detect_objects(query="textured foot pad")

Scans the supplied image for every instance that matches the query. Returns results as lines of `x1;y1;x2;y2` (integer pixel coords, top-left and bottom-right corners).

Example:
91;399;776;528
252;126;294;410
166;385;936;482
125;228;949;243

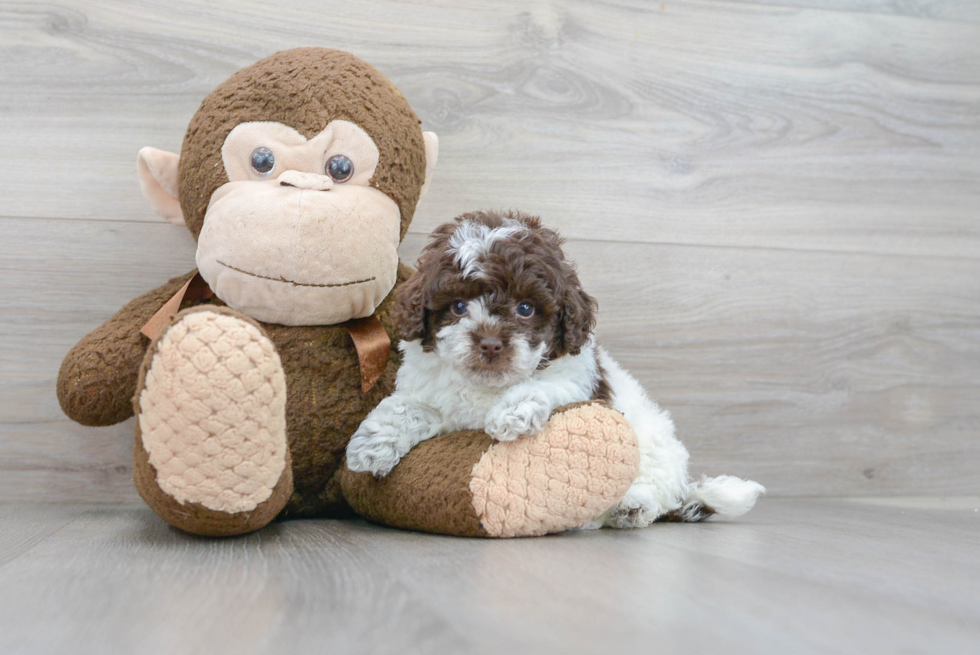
469;402;640;537
137;308;288;515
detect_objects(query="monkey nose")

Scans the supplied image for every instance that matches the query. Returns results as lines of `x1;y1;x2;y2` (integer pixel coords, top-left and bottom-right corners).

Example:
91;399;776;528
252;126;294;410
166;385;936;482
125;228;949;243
479;337;504;355
277;170;334;191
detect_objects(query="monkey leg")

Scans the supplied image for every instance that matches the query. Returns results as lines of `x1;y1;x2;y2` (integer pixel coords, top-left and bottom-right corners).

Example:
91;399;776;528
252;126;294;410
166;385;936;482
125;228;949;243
341;402;640;537
133;306;292;536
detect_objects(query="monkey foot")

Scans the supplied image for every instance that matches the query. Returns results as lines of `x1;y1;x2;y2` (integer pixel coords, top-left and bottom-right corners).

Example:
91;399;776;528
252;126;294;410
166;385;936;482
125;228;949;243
134;306;292;536
341;401;640;538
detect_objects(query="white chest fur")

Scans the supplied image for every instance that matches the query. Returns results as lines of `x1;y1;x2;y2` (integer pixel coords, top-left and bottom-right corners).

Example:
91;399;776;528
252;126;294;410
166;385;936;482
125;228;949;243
396;339;599;432
397;340;511;429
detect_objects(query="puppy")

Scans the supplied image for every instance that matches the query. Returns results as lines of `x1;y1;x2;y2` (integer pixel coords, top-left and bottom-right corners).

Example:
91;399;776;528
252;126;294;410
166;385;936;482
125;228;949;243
346;211;764;527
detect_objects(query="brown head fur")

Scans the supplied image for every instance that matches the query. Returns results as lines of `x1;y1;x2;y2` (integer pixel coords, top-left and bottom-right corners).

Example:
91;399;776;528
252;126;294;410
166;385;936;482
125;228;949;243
177;47;426;240
396;210;597;362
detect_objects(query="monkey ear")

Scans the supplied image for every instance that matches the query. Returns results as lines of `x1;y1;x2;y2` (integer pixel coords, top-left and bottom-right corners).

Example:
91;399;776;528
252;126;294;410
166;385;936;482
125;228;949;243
394;271;430;346
418;132;439;203
137;147;184;226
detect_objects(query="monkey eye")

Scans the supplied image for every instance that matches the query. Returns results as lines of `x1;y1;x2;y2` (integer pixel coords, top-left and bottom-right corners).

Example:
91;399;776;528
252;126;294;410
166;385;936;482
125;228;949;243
326;154;354;183
516;301;534;318
250;147;275;176
451;300;469;316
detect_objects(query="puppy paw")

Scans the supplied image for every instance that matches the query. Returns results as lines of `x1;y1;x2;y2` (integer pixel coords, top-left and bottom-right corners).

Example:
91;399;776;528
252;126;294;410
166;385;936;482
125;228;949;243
346;423;404;478
485;388;551;442
605;483;665;529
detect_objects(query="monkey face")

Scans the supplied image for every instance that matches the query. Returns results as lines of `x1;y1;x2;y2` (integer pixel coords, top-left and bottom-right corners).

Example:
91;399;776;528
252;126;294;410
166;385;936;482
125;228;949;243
194;120;402;326
137;48;438;326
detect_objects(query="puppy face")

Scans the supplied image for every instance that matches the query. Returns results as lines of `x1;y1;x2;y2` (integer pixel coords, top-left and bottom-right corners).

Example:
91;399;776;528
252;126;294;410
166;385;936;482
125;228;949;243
396;211;597;387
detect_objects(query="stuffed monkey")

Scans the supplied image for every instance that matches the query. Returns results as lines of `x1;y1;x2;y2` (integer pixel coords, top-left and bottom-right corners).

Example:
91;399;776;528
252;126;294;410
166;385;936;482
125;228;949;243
57;48;639;537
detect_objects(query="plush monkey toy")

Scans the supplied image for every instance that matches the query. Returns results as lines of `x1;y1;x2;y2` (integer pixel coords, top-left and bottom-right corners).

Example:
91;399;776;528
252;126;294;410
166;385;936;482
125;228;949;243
57;48;640;537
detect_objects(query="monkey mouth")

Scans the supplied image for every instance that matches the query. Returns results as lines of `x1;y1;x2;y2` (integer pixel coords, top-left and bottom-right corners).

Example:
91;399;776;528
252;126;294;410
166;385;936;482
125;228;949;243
216;260;376;288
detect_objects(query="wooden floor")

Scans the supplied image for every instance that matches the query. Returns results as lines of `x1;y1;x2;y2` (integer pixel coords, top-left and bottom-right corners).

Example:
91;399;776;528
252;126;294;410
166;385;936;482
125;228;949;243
0;498;977;655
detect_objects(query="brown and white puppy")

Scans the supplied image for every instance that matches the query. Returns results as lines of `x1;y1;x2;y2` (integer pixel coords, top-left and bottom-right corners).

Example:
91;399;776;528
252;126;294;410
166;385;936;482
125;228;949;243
346;211;764;527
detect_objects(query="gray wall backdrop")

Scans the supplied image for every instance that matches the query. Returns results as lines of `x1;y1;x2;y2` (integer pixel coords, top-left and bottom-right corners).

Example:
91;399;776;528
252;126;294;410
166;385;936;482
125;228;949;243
2;0;978;502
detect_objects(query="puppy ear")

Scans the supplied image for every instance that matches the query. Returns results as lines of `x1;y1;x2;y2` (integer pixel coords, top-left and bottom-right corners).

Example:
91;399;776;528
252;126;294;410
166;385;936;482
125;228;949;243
558;271;597;356
395;271;429;345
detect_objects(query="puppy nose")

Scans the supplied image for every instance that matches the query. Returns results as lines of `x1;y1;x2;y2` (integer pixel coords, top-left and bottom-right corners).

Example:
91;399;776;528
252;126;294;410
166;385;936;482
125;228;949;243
479;337;504;355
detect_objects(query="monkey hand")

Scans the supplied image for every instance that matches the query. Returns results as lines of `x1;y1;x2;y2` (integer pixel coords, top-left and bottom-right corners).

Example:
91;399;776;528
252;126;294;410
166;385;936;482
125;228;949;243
57;271;198;427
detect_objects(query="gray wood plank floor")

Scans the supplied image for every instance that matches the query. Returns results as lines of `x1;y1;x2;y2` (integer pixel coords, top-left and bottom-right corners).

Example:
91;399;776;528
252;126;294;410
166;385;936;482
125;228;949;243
0;498;977;655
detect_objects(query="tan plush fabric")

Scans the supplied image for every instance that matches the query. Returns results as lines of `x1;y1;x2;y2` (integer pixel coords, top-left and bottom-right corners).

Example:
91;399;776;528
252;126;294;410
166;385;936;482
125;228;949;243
134;423;295;537
194;116;403;326
196;182;401;326
133;305;294;537
137;307;288;513
220;120;380;185
341;402;639;538
470;402;640;538
341;429;493;537
136;147;183;225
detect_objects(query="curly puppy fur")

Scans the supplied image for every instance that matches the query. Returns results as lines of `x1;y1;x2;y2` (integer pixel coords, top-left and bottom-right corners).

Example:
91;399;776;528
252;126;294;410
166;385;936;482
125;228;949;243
346;211;765;527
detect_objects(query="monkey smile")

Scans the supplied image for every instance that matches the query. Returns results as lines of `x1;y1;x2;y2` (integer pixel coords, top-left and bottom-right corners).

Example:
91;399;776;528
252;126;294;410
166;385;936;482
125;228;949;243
217;260;376;288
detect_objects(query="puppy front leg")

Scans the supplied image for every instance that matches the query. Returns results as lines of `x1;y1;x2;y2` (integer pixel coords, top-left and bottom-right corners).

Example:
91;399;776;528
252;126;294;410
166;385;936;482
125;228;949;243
485;383;556;442
346;395;444;477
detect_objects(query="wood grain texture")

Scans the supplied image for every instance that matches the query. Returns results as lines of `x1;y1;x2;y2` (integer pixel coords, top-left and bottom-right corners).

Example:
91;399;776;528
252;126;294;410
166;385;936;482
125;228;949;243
726;0;980;23
3;220;977;500
0;499;978;655
1;0;978;257
1;0;978;502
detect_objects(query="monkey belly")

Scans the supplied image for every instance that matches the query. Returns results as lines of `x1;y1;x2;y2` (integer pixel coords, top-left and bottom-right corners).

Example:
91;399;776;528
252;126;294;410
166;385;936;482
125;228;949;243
158;259;413;518
256;264;408;518
263;320;400;518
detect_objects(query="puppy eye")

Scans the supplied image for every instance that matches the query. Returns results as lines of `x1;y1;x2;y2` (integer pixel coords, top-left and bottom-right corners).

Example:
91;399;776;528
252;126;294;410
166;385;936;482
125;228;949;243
516;301;534;318
451;300;469;316
250;147;275;176
326;154;354;182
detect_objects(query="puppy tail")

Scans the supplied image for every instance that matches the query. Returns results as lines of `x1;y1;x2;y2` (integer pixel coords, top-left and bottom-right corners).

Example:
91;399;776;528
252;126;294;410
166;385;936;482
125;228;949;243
663;475;766;522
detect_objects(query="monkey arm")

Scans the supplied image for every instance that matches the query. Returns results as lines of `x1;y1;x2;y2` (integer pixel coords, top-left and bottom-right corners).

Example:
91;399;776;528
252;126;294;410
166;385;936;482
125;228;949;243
340;401;640;537
57;271;197;427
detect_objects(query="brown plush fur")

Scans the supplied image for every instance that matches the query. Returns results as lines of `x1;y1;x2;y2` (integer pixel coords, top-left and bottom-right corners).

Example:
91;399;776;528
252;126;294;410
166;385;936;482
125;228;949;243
177;48;425;240
341;429;494;537
57;271;197;427
270;262;413;516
